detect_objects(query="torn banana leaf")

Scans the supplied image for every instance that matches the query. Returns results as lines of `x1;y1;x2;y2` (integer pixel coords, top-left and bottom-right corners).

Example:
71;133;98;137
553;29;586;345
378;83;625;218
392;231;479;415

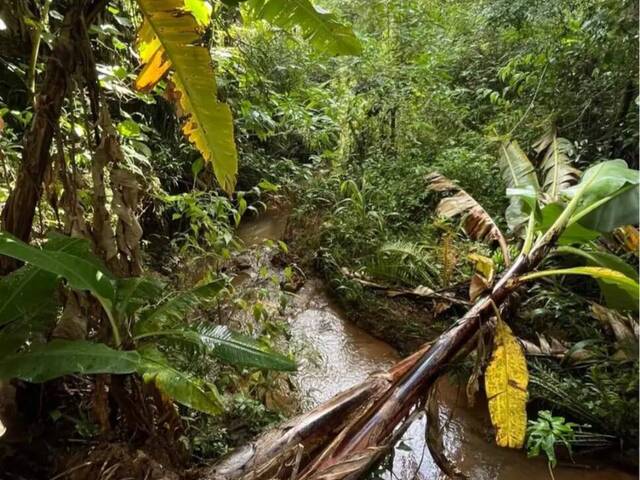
134;0;237;193
427;172;511;265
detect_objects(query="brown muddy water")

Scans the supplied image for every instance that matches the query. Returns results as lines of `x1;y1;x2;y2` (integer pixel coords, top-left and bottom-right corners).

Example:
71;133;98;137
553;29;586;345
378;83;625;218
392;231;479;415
237;210;635;480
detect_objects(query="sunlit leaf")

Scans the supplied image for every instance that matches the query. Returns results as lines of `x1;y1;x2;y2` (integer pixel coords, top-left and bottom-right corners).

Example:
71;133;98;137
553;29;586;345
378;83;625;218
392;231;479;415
137;346;224;414
551;249;638;311
246;0;362;56
522;266;639;312
134;0;238;193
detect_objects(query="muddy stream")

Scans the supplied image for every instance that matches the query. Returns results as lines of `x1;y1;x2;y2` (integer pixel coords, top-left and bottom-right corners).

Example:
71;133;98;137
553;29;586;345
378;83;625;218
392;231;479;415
237;210;634;480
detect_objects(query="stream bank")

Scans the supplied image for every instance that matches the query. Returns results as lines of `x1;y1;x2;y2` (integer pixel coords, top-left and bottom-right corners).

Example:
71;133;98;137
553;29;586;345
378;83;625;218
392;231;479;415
235;208;636;480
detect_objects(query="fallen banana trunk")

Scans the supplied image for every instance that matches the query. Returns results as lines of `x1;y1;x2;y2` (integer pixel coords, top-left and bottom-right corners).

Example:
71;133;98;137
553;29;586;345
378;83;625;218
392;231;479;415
205;217;565;480
206;344;431;480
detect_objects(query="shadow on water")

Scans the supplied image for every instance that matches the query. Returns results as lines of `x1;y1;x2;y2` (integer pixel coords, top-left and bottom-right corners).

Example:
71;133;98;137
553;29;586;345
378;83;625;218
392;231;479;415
237;210;636;480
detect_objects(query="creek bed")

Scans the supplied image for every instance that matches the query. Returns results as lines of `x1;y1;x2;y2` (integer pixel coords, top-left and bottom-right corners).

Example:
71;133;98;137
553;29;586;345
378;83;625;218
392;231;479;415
237;211;634;480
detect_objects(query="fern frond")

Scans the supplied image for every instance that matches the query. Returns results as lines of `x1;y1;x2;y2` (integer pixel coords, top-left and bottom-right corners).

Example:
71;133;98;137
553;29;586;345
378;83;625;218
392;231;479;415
365;241;438;288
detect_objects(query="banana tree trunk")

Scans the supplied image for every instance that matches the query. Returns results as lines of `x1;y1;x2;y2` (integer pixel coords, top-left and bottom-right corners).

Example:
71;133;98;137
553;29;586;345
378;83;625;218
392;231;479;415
204;226;561;480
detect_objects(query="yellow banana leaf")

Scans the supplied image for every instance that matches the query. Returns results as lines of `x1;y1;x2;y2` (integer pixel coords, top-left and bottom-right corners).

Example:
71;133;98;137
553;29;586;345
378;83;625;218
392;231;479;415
484;317;529;448
468;253;495;302
134;0;237;194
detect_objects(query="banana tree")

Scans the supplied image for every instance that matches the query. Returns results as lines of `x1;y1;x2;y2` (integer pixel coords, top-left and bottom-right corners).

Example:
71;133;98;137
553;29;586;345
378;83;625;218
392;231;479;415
0;232;295;415
132;0;361;194
202;139;638;480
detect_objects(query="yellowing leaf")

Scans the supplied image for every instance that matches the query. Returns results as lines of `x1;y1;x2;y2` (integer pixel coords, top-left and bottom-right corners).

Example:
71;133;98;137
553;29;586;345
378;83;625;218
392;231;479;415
521;266;639;311
614;225;639;257
468;253;495;282
485;318;529;448
468;254;495;302
134;0;237;194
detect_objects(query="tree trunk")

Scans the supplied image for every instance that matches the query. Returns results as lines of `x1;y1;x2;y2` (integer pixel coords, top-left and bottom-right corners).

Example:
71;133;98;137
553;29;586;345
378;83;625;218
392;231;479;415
0;0;106;274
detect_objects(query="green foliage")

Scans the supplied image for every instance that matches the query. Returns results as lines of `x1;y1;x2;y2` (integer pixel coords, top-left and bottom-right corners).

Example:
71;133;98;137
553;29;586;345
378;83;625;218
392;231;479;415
364;241;437;288
137;346;225;415
526;410;577;468
246;0;362;56
530;362;639;445
567;160;640;232
177;323;296;371
0;232;116;317
0;232;295;415
0;340;140;383
556;247;639;311
135;280;227;335
0;0;637;469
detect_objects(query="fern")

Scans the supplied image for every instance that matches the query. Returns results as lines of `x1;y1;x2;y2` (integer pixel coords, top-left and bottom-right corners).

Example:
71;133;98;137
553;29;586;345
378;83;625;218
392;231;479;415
364;241;438;288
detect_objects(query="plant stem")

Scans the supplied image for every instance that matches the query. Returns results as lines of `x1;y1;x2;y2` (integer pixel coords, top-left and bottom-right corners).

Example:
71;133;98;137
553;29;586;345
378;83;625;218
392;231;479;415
132;330;185;341
521;210;536;255
104;308;122;348
27;0;53;105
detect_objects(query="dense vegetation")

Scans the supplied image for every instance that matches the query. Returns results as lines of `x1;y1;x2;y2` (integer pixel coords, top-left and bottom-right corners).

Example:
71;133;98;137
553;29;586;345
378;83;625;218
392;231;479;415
0;0;637;478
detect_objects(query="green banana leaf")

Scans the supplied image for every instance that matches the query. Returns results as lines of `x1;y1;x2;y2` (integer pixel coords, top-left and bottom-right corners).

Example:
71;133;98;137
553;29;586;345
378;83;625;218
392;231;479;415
0;340;140;382
137;346;224;414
